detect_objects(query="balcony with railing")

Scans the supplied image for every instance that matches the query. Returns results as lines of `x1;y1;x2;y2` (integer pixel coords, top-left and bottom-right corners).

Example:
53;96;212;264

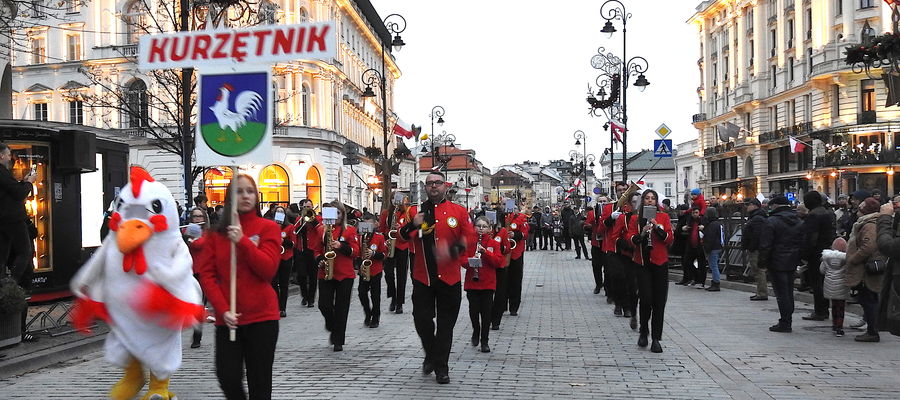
692;113;707;123
703;141;735;157
758;121;813;144
93;44;138;60
816;145;893;167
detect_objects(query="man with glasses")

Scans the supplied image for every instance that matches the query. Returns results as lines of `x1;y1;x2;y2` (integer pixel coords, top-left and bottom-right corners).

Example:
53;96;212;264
400;172;476;384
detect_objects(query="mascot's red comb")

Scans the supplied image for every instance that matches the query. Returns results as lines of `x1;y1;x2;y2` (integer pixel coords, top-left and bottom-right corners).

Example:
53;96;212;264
130;166;155;198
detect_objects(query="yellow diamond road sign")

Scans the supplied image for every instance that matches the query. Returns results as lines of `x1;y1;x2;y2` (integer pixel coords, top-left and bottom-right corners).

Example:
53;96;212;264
655;123;672;138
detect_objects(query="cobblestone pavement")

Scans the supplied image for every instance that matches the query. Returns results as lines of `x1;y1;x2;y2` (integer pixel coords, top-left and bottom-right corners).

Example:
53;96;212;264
2;250;899;399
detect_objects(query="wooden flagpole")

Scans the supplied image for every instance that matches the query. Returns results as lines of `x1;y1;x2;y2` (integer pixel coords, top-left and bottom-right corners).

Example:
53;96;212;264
229;166;238;342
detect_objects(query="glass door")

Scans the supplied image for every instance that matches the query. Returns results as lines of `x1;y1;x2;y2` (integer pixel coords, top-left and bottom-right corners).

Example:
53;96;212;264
9;144;51;272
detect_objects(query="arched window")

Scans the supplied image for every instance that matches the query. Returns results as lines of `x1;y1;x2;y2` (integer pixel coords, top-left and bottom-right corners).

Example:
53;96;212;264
123;1;146;44
301;84;310;126
745;156;754;177
298;7;309;23
204;167;233;207
125;79;148;128
259;164;290;209
306;166;321;209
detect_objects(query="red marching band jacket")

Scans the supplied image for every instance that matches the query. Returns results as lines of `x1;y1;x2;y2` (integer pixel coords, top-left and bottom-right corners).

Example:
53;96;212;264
505;212;529;260
401;201;476;286
464;233;504;291
279;224;297;261
292;215;323;253
495;227;511;268
584;203;609;248
359;231;387;276
379;207;412;252
313;223;360;281
599;203;618;253
626;210;674;266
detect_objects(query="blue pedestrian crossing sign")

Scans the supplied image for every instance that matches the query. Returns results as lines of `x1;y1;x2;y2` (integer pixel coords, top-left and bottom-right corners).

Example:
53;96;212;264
653;139;673;158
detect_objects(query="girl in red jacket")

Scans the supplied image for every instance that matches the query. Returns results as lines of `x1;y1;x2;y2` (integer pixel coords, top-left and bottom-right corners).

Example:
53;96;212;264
313;200;359;351
467;217;505;353
195;174;282;400
627;189;674;354
357;213;386;328
268;205;296;318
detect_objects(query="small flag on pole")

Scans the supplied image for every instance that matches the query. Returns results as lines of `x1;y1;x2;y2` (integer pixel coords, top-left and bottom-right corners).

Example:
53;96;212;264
789;136;807;153
609;119;625;143
393;119;417;139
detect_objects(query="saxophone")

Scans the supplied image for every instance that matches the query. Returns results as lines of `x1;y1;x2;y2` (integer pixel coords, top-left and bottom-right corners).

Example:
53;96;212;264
360;232;373;282
322;223;336;280
386;206;398;258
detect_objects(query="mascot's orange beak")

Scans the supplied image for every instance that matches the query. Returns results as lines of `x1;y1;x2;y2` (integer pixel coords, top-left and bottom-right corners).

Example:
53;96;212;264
117;219;153;254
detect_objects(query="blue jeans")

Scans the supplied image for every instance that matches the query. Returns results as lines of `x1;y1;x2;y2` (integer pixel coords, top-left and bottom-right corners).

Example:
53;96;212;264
708;250;722;283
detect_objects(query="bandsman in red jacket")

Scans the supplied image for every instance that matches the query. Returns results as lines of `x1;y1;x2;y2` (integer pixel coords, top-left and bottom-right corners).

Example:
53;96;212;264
504;208;529;318
380;197;413;314
312;200;360;352
585;195;612;296
606;183;640;328
292;198;322;308
399;172;476;384
271;206;296;318
490;216;511;330
626;189;674;354
357;213;387;328
465;216;504;354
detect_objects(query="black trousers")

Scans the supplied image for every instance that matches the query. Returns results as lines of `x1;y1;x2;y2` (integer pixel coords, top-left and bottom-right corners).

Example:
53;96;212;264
412;279;461;374
3;220;33;336
358;272;382;322
271;258;292;312
542;229;552;249
682;246;706;283
295;250;317;304
385;248;409;305
466;289;494;345
492;267;509;326
590;246;604;290
858;286;880;335
527;226;538;250
623;260;639;316
605;253;629;305
770;270;795;327
805;253;829;315
214;320;279;400
637;263;669;341
507;256;525;314
573;234;588;259
318;278;354;346
562;229;571;250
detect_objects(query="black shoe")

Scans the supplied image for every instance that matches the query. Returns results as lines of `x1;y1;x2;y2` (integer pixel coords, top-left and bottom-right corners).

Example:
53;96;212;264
630;316;638;330
623;310;632;318
705;282;720;292
855;333;880;342
280;310;287;318
190;340;201;349
480;344;491;353
491;324;500;330
587;258;592;261
749;295;768;301
471;333;479;347
510;311;518;316
369;320;379;328
307;302;315;308
575;256;581;259
802;313;828;321
606;297;613;304
835;328;845;337
395;305;404;314
650;340;663;353
389;302;396;312
422;361;435;375
364;315;372;327
769;324;792;333
435;372;450;384
333;344;343;352
614;306;623;316
675;279;690;286
21;333;38;342
593;287;601;294
637;333;648;348
301;299;308;306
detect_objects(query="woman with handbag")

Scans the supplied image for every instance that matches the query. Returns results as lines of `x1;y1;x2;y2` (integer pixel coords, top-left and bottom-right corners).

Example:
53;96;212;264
846;198;886;343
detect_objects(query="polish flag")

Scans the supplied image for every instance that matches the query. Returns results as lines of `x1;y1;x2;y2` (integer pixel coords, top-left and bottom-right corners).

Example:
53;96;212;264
393;119;417;139
789;136;806;153
609;119;625;143
573;178;582;187
566;186;577;193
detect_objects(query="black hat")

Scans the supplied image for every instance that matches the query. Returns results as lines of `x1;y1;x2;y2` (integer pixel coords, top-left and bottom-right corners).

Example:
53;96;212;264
747;198;762;207
770;195;790;206
852;190;871;200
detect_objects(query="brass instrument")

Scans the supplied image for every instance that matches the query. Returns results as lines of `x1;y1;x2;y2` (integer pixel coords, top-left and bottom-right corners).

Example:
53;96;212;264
615;183;640;211
322;223;336;280
360;232;373;282
386;204;399;258
280;231;287;255
294;206;317;235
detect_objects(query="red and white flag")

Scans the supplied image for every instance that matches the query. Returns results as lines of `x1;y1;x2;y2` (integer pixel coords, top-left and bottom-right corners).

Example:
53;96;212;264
393;119;417;139
609;119;625;143
566;186;577;193
573;178;582;187
789;136;806;153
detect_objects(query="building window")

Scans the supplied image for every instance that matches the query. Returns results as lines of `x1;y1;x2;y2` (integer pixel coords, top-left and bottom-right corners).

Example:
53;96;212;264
770;29;777;57
836;0;842;15
805;8;812;40
65;0;79;13
258;164;290;209
744;112;752;132
203;167;233;207
664;182;672;197
860;0;875;9
124;0;146;44
66;34;81;61
771;65;777;88
30;0;44;18
807;48;813;74
788;57;795;82
804;94;812;122
305;166;322;210
832;84;841;119
788;99;797;126
33;103;48;121
301;84;310;126
724;56;729;81
746;8;754;29
712;62;718;87
749;39;754;67
786;19;794;49
769;106;777;130
298;7;309;23
31;37;46;64
861;79;876;112
69;100;83;124
124;79;149;128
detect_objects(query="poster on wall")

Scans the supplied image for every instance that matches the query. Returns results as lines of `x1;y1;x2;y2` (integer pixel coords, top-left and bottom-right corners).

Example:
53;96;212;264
195;69;273;167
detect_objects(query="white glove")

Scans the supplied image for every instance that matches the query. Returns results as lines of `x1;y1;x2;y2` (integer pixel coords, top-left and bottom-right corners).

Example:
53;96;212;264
611;211;622;219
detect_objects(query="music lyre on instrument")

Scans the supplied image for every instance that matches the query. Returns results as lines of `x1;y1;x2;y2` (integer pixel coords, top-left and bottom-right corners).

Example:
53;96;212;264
358;220;375;281
321;206;338;281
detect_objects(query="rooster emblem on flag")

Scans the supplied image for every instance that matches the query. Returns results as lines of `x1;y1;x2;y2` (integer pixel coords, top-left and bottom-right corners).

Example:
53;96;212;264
199;72;269;157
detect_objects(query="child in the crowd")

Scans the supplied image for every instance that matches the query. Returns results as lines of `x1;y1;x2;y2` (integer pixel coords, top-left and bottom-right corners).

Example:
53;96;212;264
820;237;849;337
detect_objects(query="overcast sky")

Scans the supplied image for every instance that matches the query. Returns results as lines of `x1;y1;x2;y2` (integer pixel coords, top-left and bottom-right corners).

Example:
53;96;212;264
370;0;701;173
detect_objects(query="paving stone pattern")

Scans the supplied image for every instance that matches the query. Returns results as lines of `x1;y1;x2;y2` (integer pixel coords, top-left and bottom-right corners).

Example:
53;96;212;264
1;250;899;399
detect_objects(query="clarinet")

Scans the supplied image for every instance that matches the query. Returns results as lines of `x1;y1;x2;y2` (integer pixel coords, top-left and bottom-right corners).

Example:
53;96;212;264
474;233;483;282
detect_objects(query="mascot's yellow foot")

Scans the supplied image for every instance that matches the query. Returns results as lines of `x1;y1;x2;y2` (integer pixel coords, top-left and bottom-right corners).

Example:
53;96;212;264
141;373;175;400
109;359;145;400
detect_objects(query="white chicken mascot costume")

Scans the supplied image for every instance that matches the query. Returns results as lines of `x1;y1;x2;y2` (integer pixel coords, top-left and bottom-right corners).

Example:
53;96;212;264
70;166;203;400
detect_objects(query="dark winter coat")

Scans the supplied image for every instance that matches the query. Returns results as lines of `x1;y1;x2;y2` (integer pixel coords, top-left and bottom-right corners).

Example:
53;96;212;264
759;206;804;272
0;164;32;224
801;206;837;261
875;213;900;336
702;214;725;252
741;208;767;251
569;213;585;236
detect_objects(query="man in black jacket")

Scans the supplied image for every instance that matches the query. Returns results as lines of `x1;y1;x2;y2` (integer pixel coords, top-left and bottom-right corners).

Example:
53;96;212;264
800;191;837;321
760;195;804;333
0;143;37;342
742;199;768;300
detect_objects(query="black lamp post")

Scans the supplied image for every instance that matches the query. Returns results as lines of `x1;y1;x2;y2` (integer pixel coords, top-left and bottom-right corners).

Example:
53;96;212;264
359;13;406;214
599;0;650;182
573;130;596;206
